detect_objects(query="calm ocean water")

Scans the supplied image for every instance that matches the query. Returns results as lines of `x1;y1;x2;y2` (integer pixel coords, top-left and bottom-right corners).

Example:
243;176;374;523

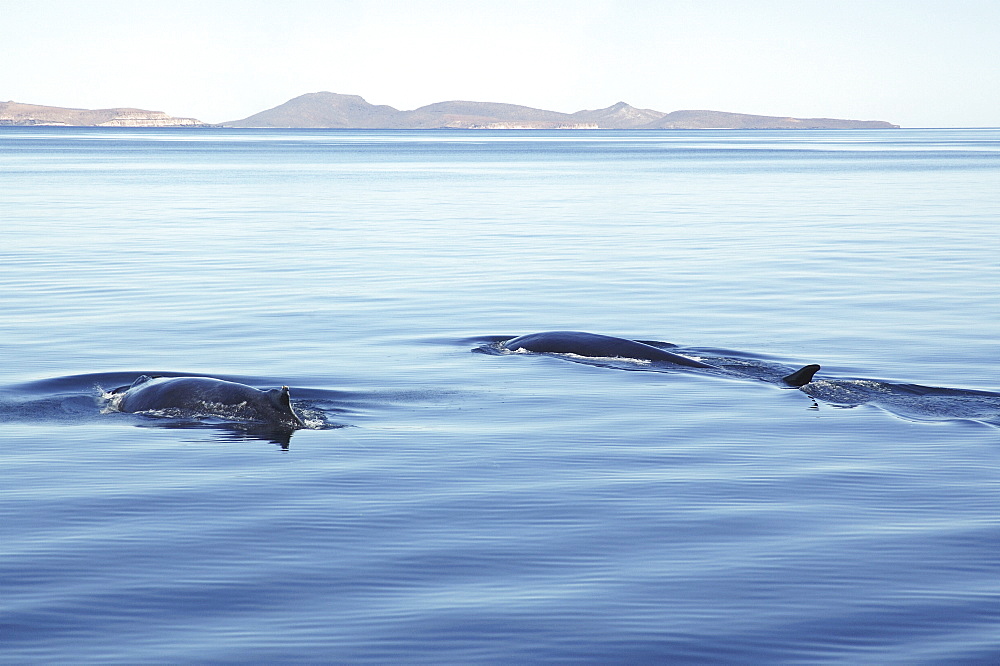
2;126;999;663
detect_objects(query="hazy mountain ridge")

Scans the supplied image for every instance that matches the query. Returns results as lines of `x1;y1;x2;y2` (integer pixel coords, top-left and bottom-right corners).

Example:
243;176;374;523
226;94;597;129
0;94;900;129
224;92;900;129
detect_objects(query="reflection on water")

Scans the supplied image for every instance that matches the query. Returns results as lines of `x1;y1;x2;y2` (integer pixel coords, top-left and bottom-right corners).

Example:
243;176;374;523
130;419;299;449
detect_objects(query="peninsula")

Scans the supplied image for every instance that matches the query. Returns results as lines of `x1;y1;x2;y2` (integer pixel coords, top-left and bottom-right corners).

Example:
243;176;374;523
224;92;900;129
0;101;206;127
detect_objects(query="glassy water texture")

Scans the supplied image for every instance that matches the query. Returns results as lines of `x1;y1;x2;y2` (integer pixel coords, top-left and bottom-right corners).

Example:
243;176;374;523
2;127;999;663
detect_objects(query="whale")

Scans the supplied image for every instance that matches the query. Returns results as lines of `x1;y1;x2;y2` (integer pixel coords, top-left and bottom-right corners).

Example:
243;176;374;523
110;375;305;427
501;331;820;387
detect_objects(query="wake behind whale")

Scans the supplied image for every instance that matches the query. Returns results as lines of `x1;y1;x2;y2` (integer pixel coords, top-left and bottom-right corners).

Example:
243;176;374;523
798;378;1000;425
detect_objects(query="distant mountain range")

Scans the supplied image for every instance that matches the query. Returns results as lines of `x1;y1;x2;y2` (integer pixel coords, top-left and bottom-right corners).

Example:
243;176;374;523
0;93;900;129
224;92;900;129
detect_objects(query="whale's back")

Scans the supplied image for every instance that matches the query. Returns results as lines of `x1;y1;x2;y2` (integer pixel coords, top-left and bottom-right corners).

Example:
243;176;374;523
504;331;713;368
115;376;303;426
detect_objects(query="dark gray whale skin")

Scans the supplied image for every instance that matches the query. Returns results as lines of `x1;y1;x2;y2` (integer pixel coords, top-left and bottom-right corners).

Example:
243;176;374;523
503;331;716;368
502;331;820;386
112;376;304;427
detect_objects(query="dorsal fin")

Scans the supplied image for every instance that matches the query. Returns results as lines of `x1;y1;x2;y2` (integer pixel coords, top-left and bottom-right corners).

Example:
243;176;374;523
266;386;304;426
783;364;821;387
110;375;155;394
266;386;292;409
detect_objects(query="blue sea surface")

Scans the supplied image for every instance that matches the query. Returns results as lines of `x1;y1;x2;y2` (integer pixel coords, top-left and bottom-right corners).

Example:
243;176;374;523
2;127;999;663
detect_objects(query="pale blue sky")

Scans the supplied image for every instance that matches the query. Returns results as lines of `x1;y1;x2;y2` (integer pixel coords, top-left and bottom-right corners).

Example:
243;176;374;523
3;0;998;126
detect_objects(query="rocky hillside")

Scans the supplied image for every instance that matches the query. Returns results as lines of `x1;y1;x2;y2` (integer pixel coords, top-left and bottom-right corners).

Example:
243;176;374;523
568;101;668;129
224;93;399;129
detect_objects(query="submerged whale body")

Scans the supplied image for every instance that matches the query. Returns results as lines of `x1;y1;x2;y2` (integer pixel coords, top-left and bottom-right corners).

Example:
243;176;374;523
502;331;820;387
111;376;304;427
